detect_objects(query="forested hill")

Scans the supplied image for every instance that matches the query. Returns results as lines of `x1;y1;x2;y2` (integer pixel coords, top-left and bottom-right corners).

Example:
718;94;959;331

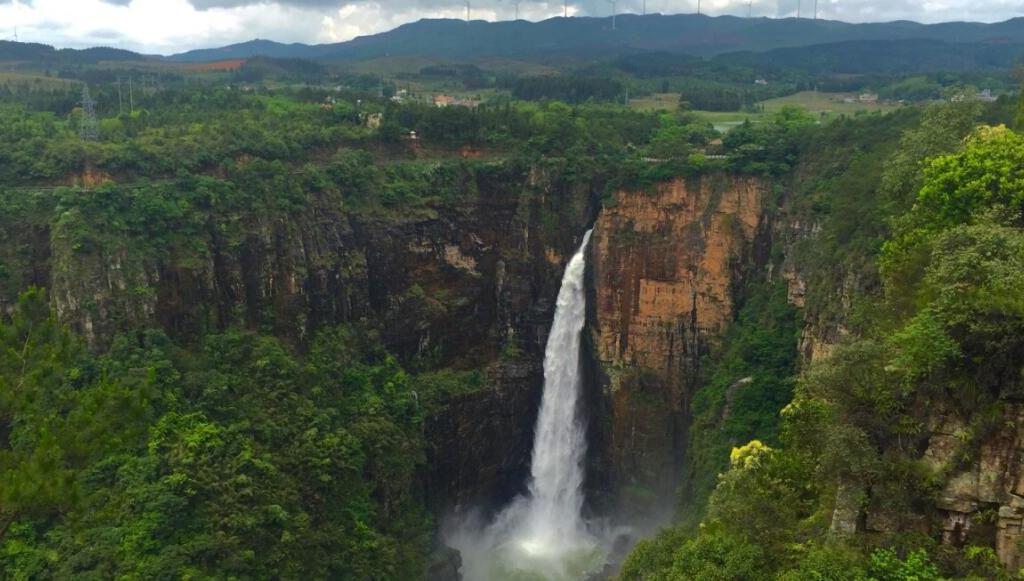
719;38;1024;74
166;14;1024;62
0;41;146;65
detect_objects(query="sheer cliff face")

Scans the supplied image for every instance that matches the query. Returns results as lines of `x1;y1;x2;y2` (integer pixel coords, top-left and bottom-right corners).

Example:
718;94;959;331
0;163;596;516
589;176;765;515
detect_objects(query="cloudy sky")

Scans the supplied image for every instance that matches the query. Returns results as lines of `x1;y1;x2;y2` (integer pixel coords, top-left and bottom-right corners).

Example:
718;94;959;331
0;0;1021;55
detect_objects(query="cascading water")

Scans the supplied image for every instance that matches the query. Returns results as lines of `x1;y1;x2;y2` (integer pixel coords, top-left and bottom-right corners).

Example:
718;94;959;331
518;228;593;557
450;230;606;581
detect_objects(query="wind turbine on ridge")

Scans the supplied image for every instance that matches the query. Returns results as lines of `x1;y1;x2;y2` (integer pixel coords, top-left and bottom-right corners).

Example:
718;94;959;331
504;0;523;20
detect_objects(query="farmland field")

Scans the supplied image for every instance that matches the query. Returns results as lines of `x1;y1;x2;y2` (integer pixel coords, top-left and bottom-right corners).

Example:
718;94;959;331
630;90;901;131
761;90;900;116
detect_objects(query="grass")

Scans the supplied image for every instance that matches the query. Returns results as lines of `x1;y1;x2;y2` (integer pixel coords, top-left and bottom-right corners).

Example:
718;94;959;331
628;93;767;130
761;90;900;118
627;92;680;112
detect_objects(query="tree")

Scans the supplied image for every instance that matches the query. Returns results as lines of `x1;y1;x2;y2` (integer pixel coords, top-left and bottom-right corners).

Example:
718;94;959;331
914;125;1024;227
879;100;981;207
0;290;153;544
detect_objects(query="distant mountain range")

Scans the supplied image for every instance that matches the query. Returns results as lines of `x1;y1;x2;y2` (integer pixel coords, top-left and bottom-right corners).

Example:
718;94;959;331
2;14;1023;73
164;14;1024;63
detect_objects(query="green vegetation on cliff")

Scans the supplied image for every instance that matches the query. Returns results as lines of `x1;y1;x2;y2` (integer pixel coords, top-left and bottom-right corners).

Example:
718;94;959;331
2;55;1023;580
0;289;462;578
678;282;800;528
622;96;1024;579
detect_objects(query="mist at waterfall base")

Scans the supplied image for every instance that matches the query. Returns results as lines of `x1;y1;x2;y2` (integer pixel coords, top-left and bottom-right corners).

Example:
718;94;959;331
447;230;626;580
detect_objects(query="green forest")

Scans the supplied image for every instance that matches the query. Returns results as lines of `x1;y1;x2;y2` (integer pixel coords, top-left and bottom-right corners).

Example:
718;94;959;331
2;13;1024;579
622;98;1024;579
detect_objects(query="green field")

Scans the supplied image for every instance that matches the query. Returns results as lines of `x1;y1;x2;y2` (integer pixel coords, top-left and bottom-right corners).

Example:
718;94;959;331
627;92;680;112
761;90;899;116
630;90;901;131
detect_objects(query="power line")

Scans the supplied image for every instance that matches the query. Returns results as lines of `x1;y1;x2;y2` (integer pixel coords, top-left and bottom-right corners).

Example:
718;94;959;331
79;85;98;141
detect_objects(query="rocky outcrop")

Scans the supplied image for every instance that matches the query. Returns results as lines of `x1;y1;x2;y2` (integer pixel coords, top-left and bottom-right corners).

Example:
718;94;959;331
776;217;850;363
919;406;1024;569
831;404;1024;569
589;175;766;516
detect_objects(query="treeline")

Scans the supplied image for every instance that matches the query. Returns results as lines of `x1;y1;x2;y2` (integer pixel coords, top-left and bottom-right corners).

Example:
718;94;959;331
414;64;490;90
677;83;754;112
503;75;625;104
231;57;327;84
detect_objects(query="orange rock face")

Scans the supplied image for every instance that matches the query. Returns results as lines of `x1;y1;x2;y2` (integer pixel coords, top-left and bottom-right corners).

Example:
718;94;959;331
590;175;764;512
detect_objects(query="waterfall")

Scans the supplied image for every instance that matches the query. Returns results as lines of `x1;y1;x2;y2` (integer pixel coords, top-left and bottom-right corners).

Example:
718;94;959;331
450;229;604;581
519;228;593;555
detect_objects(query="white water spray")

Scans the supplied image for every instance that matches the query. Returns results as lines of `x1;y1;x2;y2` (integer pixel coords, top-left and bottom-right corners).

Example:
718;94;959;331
451;230;604;580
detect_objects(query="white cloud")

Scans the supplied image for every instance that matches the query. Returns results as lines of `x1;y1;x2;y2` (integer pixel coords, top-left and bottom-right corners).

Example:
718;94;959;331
0;0;1020;54
0;0;328;52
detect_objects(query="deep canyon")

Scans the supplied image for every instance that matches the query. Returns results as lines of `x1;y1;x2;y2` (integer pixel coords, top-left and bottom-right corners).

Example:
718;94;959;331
4;153;1024;575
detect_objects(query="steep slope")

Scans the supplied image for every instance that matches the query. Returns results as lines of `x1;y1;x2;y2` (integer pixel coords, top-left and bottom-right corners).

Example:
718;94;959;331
719;38;1024;74
619;94;1024;579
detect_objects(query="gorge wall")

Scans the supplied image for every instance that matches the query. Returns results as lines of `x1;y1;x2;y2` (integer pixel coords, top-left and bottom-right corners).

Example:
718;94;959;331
1;165;777;536
587;175;768;519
